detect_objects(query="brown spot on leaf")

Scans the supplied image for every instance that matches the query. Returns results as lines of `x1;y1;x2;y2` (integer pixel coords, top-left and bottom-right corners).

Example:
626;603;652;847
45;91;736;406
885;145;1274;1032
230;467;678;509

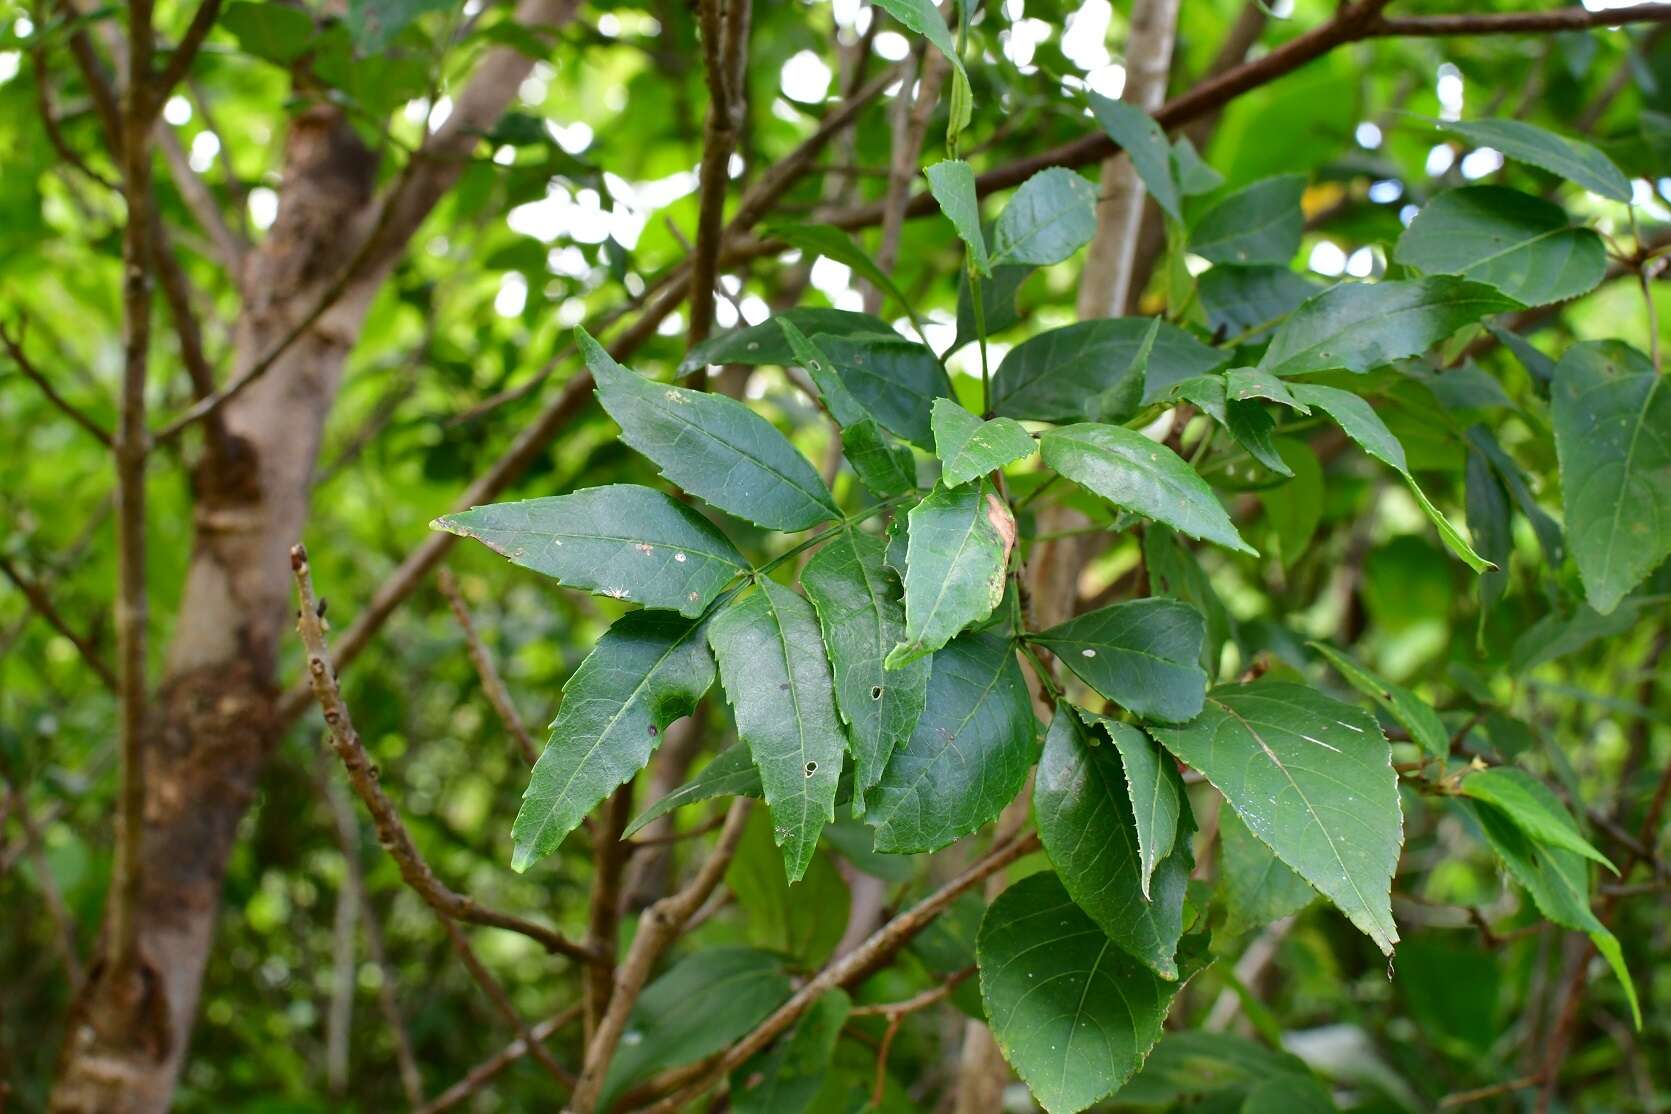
985;491;1016;565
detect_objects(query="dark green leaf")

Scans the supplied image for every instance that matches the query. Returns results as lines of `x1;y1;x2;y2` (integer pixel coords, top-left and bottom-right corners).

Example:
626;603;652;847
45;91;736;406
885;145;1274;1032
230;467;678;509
840;419;918;497
1458;767;1613;871
725;810;850;966
1551;340;1671;614
868;633;1035;853
1190;175;1305;266
954;263;1032;349
1150;681;1402;954
1172;136;1224;196
1039;423;1256;555
1308;641;1449;761
1442;118;1631;202
930;398;1036;487
1466;801;1639;1026
708;582;847;882
978;871;1185;1114
222;1;315;63
599;947;793;1108
1258;278;1518;378
1242;1072;1339;1114
1032;599;1208;724
802;530;929;816
991;168;1098;266
679;309;892;375
886;481;1014;668
1035;708;1191;977
1395;186;1606;307
347;0;453;52
778;317;867;427
812;333;953;449
584;329;839;532
510;612;714;871
623;743;761;838
1259;439;1325;567
1218;807;1315;934
1293;383;1492;572
730;991;852;1114
1084;713;1185;900
1087;93;1182;222
924;160;990;274
434;486;746;617
991;318;1226;422
1199;265;1319;341
767;222;919;322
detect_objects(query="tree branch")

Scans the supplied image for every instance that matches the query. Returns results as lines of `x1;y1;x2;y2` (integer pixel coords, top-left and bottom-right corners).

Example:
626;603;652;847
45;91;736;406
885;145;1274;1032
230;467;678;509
1;320;114;447
639;830;1041;1114
687;0;753;361
436;570;541;766
567;798;753;1113
290;545;605;966
417;1004;581;1114
0;556;118;691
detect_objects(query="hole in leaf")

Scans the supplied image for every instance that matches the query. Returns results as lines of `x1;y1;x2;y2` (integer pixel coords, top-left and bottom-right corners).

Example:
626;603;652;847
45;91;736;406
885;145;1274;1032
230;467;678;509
804;761;818;776
871;686;883;700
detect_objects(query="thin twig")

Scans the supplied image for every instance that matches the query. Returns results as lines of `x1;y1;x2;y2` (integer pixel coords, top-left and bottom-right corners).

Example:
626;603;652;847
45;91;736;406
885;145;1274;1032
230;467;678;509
436;570;541;766
639;830;1041;1114
416;1004;581;1114
567;798;754;1113
290;545;604;966
0;556;118;691
687;0;753;365
439;916;575;1089
0;321;113;447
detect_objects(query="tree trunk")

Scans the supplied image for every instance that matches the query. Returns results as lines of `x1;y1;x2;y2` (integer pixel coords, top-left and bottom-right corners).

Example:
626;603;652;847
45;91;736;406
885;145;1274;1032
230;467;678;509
50;0;576;1095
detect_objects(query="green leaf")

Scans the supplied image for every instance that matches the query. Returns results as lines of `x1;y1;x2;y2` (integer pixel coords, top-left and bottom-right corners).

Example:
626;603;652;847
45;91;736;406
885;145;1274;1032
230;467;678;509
1458;767;1614;872
872;0;967;84
1292;383;1492;573
222;1;316;63
1258;278;1518;378
1084;713;1185;900
434;486;746;617
1442;118;1631;202
924;160;990;275
954;263;1032;349
1218;807;1315;935
623;743;761;838
1308;641;1449;761
583;329;839;532
1149;681;1402;954
1087;93;1182;222
930;398;1036;487
708;582;848;882
766;222;919;323
510;612;714;871
867;633;1035;853
1171;136;1224;197
886;481;1014;668
991;318;1226;422
1226;366;1309;413
1039;423;1256;556
1190;175;1305;266
1032;599;1208;724
1199;265;1319;341
1394;186;1606;307
991;168;1098;267
1468;425;1562;566
599;947;793;1109
1260;439;1325;567
680;309;892;375
1551;340;1671;614
725;810;850;967
1117;1031;1316;1106
730;990;852;1114
1036;708;1191;977
1466;800;1640;1027
840;419;918;498
1466;444;1512;620
1242;1073;1339;1114
802;530;929;816
811;333;953;449
777;317;867;427
347;0;453;52
978;871;1185;1114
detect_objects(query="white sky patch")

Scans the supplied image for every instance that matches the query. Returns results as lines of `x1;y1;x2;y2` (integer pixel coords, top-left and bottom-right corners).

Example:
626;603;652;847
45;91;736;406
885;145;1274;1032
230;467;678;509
1355;121;1382;149
0;53;18;85
1368;179;1402;204
1005;0;1024;18
715;299;738;328
547;121;593;154
1436;62;1463;122
428;97;453;130
1399;203;1420;226
1345;246;1376;278
1309;241;1347;277
781;50;832;104
875;31;910;61
1460;146;1503;179
1002;18;1051;70
1425;144;1455;177
1084;64;1125;99
1060;0;1111;71
740;296;770;325
809;257;852;298
658;311;684;337
163;96;192;126
248;187;278;230
188;130;221;173
494;272;528;317
404;98;430;126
